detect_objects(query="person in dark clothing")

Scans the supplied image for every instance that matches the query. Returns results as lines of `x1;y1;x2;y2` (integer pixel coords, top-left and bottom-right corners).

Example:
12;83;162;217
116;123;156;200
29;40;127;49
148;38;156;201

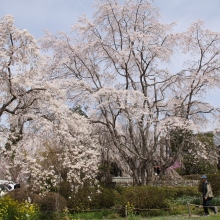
201;175;218;216
154;166;161;176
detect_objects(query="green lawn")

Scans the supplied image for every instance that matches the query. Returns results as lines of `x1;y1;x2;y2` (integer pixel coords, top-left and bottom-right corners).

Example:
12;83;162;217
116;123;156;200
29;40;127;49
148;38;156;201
69;213;219;220
68;199;220;220
108;214;220;219
140;213;219;220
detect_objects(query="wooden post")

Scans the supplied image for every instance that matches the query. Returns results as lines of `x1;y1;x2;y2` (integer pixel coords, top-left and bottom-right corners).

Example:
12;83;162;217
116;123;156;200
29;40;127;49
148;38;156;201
125;205;128;219
187;202;191;217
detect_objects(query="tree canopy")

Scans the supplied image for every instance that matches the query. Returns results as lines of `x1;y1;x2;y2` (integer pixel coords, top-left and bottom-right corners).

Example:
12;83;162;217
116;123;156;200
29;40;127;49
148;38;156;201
1;0;220;186
0;15;100;190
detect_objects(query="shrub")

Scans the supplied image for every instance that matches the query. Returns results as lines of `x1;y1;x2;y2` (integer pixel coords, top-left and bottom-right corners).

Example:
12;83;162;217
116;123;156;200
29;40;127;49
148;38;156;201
209;197;220;206
32;192;67;212
152;186;200;202
68;184;114;210
117;185;201;217
8;187;31;202
121;186;170;209
182;174;201;180
8;188;67;212
115;185;126;194
93;186;115;208
0;196;40;220
59;180;71;200
113;189;124;207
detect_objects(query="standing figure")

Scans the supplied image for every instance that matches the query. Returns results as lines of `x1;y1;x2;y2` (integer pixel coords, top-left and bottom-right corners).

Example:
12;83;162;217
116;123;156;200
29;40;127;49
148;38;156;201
201;175;218;216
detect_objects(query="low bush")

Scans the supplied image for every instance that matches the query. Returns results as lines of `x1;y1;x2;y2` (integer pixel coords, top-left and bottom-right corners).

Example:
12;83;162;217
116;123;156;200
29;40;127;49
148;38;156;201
8;188;67;212
181;174;201;180
155;186;200;202
68;184;114;210
32;192;67;212
93;186;115;208
7;187;31;202
114;185;202;218
209;197;220;206
59;180;71;200
174;196;202;205
121;185;169;209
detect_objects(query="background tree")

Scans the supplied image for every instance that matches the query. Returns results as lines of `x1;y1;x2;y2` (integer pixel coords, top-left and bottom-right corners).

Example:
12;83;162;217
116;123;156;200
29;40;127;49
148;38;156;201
1;103;101;191
0;15;101;191
71;105;88;118
181;132;218;175
0;15;46;136
0;14;48;183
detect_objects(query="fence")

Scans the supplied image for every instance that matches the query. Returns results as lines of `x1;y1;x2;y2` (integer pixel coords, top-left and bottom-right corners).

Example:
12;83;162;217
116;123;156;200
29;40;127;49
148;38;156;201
47;202;219;218
124;203;219;218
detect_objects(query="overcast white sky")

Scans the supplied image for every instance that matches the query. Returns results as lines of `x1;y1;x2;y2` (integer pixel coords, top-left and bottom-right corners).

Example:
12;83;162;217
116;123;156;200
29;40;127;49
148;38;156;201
1;0;220;130
1;0;220;38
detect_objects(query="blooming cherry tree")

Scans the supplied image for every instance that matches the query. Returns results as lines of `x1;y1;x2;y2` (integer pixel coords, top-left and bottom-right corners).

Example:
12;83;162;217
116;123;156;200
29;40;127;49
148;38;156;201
39;0;220;184
0;15;101;191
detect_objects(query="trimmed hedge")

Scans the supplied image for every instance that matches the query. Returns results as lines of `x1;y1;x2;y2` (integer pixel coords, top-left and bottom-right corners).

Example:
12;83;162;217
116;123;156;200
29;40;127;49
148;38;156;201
7;181;204;218
67;184;115;210
117;185;200;208
120;185;169;209
182;174;201;180
8;188;67;212
162;186;200;199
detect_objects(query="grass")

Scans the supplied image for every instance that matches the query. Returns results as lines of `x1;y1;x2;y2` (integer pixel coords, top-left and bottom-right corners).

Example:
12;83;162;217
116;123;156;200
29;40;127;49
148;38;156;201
67;212;219;220
65;213;219;220
145;213;219;219
45;196;220;219
66;202;219;220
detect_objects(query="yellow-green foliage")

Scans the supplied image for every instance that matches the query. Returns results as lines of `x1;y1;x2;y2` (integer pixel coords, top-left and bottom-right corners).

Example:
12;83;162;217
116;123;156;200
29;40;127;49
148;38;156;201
126;201;136;217
0;196;40;220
